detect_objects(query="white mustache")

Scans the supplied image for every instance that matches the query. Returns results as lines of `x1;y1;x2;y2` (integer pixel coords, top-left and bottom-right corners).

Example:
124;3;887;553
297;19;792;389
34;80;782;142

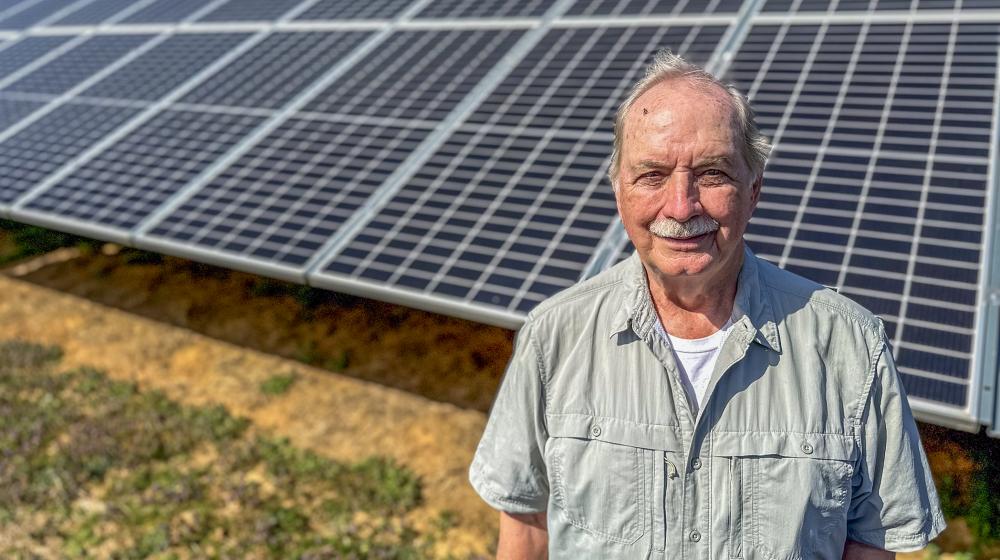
648;216;719;239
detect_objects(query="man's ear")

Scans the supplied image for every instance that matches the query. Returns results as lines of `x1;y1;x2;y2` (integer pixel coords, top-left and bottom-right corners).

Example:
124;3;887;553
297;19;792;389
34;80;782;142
750;174;763;210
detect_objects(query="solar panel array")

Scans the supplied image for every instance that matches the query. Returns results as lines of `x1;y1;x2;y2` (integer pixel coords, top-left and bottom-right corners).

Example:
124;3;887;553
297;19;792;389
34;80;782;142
0;0;997;433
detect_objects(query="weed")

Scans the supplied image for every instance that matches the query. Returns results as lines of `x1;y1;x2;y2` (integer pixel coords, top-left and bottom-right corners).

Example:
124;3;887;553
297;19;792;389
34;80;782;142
260;371;297;396
121;249;164;266
248;277;295;298
326;349;351;372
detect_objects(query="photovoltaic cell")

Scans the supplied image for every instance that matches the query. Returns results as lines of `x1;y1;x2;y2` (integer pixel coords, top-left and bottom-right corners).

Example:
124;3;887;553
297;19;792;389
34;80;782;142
0;97;45;133
294;0;414;20
414;0;550;18
50;0;137;25
723;21;1000;405
320;129;616;314
181;31;371;109
302;29;525;121
197;0;307;22
567;0;744;15
2;34;150;95
23;110;265;231
147;118;433;268
0;102;140;205
466;25;727;132
0;36;74;82
119;0;207;23
82;33;248;102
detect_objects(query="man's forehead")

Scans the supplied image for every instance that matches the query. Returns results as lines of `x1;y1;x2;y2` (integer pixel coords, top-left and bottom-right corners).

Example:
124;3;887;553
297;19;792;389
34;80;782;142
627;78;734;130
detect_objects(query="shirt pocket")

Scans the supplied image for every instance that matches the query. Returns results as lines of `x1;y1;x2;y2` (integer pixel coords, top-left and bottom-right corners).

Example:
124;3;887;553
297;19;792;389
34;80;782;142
546;414;661;545
713;432;855;560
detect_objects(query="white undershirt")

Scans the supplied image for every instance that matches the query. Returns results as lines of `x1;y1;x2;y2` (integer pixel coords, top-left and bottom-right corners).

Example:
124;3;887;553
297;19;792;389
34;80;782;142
655;317;735;413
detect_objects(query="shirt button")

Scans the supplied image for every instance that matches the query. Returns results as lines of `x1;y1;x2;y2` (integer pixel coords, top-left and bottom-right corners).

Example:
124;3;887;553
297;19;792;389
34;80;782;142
690;530;701;542
801;442;814;455
692;458;702;470
591;425;602;438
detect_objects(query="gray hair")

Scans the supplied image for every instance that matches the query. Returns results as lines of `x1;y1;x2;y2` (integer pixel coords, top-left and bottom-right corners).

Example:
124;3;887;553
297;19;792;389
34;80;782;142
608;51;772;190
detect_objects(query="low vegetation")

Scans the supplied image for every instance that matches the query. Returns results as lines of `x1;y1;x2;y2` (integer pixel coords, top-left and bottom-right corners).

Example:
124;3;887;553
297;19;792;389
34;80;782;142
0;339;436;559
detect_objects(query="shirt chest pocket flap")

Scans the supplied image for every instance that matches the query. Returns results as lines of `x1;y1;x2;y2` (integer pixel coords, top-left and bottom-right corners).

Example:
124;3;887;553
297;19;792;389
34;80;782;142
546;414;683;545
712;431;856;560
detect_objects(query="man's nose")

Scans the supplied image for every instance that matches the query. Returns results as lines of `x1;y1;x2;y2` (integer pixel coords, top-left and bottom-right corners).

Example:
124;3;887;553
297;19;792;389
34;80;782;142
661;171;700;222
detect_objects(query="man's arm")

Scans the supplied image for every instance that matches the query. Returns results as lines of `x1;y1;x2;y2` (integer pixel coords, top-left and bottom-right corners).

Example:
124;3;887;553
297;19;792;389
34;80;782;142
843;540;894;560
498;511;547;560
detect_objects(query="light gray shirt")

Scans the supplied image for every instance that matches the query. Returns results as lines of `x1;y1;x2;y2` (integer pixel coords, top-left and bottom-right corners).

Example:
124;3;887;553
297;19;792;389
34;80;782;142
469;245;945;559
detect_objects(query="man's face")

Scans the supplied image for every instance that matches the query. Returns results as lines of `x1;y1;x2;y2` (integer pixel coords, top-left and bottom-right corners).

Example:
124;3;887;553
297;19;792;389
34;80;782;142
615;79;761;282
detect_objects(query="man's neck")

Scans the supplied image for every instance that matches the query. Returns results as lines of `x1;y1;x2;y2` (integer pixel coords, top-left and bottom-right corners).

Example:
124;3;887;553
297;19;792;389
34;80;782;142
643;251;742;339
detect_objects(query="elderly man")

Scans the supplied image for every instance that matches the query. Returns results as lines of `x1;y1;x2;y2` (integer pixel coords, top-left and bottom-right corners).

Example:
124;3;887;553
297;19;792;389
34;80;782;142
469;51;945;559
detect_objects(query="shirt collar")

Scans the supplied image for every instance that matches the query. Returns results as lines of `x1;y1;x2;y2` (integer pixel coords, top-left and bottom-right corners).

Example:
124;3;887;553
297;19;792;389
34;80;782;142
608;244;782;354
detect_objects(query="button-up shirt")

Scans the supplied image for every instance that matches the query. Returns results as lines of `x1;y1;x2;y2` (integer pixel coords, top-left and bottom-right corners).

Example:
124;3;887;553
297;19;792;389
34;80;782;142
469;245;945;559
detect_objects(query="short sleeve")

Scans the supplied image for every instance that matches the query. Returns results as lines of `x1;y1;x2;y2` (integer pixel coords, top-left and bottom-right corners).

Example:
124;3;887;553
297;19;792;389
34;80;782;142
468;319;549;513
846;325;947;551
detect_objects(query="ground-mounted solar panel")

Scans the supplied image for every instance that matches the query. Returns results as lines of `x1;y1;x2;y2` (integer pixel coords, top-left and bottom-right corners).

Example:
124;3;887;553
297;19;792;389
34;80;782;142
119;0;209;24
80;33;249;102
414;0;550;18
2;34;151;96
294;0;415;20
0;97;45;132
0;37;74;82
301;29;526;122
180;31;372;110
14;110;265;233
144;118;433;270
567;0;745;16
0;101;140;206
309;23;732;322
466;24;727;131
714;18;1000;425
50;0;139;26
197;0;311;22
314;129;616;317
758;0;992;11
0;0;70;29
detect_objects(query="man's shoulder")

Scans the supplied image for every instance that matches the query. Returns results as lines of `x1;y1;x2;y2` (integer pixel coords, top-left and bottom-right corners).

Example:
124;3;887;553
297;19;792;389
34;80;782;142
753;254;882;334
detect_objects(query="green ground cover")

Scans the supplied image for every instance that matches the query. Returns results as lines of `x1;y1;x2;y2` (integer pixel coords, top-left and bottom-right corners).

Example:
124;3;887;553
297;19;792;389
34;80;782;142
0;339;437;559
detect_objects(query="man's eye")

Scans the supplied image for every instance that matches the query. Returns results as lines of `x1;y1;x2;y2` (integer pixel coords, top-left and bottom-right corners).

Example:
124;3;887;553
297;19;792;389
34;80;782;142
636;172;663;183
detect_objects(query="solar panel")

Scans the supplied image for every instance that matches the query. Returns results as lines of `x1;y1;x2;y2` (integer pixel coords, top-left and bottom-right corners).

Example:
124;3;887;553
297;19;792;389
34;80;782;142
302;29;526;121
17;110;265;232
0;101;140;206
146;118;433;268
294;0;414;20
317;128;615;314
720;18;999;420
311;23;730;317
3;34;151;96
81;33;250;102
181;31;373;109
